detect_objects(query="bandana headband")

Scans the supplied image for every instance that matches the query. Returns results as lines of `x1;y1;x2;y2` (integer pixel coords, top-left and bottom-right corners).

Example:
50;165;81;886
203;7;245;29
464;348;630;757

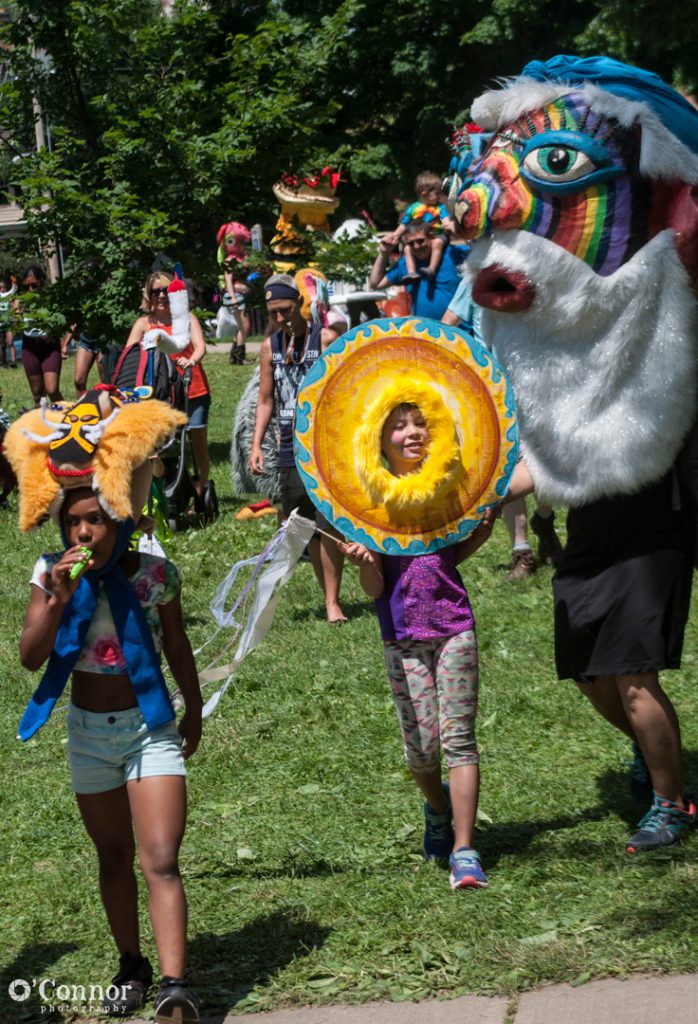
265;283;301;303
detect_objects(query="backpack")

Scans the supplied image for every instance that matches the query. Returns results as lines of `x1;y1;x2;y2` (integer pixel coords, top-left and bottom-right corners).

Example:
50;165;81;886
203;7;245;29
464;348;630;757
111;342;184;409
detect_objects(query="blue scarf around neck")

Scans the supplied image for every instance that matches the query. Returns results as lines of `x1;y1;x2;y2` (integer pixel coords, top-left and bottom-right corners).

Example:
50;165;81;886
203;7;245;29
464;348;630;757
18;518;174;741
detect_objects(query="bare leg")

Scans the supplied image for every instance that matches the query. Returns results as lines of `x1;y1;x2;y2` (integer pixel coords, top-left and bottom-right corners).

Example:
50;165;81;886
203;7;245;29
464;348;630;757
25;372;46;407
7;331;16;366
74;346;96;396
576;675;635;740
43;370;63;403
503;497;535;579
428;235;447;275
129;775;188;979
616;672;685;805
308;531;346;622
578;672;685;805
404;246;417;277
76;786;141;957
236;305;248;349
410;764;448;813
96;351;107;383
450;763;480;850
503;497;529;547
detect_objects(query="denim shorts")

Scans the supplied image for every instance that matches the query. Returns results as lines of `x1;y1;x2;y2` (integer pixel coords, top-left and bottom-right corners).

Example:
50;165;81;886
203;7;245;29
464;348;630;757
78;334;100;354
187;393;211;429
67;704;185;795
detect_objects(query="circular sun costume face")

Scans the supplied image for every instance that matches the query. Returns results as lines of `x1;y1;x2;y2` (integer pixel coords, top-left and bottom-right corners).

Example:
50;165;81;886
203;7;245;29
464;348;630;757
294;317;518;555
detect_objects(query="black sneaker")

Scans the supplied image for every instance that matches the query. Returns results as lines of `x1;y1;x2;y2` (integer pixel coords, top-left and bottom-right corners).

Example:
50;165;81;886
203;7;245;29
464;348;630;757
101;952;153;1015
154;977;200;1024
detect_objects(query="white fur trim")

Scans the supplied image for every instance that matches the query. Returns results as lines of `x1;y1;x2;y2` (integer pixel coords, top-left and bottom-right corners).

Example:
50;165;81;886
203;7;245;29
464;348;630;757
466;229;698;505
142;290;191;355
471;78;698;183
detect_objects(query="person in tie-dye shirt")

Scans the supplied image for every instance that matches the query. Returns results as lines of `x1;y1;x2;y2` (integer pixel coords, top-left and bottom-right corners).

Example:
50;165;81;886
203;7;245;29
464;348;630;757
385;171;455;282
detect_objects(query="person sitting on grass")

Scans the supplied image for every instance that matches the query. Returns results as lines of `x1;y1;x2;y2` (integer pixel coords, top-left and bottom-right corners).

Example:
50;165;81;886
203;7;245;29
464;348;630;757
339;402;496;890
384;171;454;283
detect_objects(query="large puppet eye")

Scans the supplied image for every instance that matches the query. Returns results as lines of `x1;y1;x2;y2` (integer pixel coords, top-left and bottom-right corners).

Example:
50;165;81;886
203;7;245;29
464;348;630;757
519;130;623;194
522;145;595;183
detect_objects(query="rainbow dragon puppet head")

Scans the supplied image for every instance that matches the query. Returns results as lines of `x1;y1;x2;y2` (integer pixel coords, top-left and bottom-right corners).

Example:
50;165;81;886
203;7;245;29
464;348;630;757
450;55;698;506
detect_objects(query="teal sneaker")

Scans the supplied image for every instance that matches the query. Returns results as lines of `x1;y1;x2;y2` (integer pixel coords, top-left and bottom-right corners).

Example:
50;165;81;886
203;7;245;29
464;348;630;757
629;741;652;802
422;782;454;860
449;847;488;889
626;794;696;853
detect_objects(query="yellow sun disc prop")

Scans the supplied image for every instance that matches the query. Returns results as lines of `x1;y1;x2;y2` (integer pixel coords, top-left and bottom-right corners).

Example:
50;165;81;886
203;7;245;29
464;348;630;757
294;316;518;554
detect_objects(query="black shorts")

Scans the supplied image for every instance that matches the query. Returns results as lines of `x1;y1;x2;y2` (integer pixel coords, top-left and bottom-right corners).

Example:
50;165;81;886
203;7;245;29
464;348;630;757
279;465;330;530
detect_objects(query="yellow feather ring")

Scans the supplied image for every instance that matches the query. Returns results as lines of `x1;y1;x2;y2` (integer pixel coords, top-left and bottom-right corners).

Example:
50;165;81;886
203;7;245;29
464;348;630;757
294;317;518;555
355;377;464;522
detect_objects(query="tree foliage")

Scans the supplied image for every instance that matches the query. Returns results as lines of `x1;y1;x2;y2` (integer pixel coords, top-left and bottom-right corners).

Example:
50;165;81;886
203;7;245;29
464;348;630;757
0;0;696;338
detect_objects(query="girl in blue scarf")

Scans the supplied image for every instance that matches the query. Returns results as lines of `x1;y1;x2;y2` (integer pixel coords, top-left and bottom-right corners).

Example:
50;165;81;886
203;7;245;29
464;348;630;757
20;486;202;1024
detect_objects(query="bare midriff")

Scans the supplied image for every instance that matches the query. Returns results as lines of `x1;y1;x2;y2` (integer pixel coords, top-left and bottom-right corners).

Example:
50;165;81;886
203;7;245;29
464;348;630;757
71;672;137;713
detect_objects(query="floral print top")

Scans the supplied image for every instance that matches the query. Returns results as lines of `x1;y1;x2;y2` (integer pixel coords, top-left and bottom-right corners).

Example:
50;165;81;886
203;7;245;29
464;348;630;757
31;553;181;675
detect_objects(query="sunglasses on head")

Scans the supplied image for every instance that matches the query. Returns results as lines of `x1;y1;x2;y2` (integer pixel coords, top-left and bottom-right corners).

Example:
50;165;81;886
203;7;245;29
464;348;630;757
150;286;168;297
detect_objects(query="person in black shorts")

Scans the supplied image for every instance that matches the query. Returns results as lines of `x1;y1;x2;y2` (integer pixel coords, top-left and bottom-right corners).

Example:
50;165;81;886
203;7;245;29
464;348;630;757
508;461;695;854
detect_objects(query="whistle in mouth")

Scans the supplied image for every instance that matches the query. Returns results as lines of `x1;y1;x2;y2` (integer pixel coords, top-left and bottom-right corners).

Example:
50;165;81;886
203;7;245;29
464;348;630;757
69;547;93;580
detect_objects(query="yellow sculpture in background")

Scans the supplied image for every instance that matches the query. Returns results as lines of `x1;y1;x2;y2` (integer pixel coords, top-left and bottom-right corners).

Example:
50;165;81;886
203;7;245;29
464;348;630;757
271;167;341;270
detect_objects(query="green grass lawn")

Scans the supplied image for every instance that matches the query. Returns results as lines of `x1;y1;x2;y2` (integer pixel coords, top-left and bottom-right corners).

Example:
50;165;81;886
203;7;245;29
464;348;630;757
2;353;698;1022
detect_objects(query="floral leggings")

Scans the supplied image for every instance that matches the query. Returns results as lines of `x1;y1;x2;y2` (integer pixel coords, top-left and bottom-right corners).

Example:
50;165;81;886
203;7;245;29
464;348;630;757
384;630;479;773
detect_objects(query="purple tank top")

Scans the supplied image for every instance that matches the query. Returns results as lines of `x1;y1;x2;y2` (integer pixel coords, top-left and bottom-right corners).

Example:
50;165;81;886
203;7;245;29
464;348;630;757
375;547;475;641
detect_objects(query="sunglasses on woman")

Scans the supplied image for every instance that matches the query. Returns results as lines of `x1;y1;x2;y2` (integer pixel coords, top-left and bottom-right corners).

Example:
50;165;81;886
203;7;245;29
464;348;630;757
150;287;168;297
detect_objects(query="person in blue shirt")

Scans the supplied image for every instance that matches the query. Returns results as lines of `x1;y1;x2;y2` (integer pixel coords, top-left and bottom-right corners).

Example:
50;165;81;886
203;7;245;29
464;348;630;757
370;222;467;321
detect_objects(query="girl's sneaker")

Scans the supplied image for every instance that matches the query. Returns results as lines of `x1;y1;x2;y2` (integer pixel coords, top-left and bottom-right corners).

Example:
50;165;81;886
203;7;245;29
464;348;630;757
449;847;488;889
422;782;454;860
626;794;696;853
153;977;200;1023
101;953;152;1015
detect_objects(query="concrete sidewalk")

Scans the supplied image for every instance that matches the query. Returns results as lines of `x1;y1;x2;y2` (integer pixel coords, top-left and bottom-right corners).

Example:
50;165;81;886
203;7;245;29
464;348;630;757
206;341;261;358
130;974;698;1024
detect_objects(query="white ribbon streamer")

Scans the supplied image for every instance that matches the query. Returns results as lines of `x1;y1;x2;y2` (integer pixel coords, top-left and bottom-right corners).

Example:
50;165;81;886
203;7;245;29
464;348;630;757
198;510;316;718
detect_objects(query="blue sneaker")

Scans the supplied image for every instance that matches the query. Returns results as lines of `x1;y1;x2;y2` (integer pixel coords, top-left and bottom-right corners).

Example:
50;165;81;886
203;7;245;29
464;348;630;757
449;847;488;889
626;794;696;853
422;782;454;860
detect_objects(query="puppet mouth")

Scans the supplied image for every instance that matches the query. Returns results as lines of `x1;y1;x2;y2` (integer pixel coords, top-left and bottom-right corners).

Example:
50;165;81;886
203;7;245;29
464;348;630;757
472;264;535;312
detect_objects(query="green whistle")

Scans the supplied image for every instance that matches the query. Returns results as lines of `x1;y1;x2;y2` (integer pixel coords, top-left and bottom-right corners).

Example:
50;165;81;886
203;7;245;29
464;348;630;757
69;547;93;580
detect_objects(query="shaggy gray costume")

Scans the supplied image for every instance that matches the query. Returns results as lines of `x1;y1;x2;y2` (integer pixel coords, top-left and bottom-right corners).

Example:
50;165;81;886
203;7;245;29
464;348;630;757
230;367;281;501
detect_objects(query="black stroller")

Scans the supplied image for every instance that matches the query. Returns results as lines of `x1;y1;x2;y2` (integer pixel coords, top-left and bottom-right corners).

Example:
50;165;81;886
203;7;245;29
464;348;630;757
160;367;219;531
112;344;218;532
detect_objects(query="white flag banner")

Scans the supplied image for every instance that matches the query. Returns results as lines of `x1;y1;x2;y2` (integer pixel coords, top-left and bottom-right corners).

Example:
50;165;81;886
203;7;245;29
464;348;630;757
199;510;316;718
